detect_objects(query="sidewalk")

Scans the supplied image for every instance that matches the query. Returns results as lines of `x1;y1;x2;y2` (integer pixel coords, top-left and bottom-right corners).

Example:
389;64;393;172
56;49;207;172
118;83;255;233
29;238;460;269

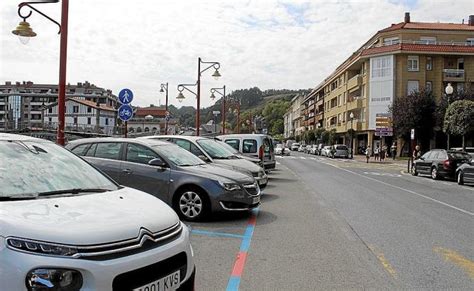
351;154;408;166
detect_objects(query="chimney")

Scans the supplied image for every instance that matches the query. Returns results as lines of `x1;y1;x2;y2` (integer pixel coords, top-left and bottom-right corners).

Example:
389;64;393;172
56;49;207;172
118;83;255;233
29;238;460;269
469;15;474;26
404;12;410;23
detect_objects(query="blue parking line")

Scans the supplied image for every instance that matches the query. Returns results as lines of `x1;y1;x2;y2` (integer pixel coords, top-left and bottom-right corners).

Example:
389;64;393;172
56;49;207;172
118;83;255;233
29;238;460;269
191;229;246;239
227;276;241;291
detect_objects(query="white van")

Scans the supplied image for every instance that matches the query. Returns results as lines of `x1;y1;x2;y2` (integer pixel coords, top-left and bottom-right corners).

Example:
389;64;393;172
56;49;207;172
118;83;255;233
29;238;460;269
0;133;195;291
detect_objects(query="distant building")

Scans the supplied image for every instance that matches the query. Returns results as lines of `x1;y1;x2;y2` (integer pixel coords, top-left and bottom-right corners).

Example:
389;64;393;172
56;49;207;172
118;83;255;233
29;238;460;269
44;98;116;136
283;94;305;139
127;106;177;135
0;81;118;132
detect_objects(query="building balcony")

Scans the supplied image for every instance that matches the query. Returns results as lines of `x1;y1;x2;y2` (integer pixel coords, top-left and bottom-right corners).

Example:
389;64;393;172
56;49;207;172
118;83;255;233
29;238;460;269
346;97;364;111
347;74;362;91
443;69;465;82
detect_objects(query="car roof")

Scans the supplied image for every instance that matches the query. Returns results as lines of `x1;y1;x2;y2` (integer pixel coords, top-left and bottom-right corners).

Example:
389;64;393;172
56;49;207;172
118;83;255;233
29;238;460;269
0;133;50;143
67;137;171;147
140;135;208;142
217;134;271;139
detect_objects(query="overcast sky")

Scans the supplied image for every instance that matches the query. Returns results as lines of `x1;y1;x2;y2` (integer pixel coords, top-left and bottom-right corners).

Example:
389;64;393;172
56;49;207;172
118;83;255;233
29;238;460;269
1;0;472;108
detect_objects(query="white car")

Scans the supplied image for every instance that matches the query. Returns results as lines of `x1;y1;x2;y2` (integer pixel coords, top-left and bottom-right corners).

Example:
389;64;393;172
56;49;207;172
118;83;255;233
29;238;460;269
0;133;195;291
275;144;290;156
321;145;332;157
291;143;300;151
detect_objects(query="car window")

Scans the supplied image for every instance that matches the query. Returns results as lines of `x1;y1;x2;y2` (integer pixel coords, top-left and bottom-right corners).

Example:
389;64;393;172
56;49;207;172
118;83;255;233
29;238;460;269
0;140;117;197
218;141;239;154
85;143;97;157
421;151;432;160
263;138;271;153
175;139;191;151
225;139;240;150
94;142;122;160
126;143;159;164
336;146;348;150
152;144;206;167
197;139;234;159
449;152;471;160
437;151;448;160
243;139;257;153
190;143;205;156
71;143;90;155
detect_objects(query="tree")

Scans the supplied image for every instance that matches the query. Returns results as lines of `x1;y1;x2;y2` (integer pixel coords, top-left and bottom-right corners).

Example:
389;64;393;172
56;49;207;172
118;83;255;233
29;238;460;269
435;89;474;130
307;130;316;143
390;89;436;149
328;129;337;145
443;100;474;150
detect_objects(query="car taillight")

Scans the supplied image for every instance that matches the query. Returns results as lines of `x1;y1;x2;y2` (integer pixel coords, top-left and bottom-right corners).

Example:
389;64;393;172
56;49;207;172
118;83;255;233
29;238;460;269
443;160;451;169
258;145;264;160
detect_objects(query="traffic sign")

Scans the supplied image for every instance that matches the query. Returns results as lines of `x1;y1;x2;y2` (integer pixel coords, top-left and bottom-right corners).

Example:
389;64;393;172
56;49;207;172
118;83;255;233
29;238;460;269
410;129;415;140
118;88;134;104
118;104;134;121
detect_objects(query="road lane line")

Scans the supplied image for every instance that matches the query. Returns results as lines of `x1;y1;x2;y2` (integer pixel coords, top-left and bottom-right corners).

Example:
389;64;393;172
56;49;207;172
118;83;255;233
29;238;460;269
434;247;474;279
369;245;397;278
324;163;474;217
226;208;259;291
191;229;246;239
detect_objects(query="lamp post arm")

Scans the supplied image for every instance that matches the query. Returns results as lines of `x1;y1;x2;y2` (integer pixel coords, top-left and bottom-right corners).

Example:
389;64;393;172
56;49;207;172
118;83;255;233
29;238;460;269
199;61;220;75
178;84;198;96
18;1;61;34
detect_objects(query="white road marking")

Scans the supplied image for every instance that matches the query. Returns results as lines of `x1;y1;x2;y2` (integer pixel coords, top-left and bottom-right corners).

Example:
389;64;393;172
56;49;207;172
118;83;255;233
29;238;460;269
300;157;306;160
276;161;281;165
325;163;474;217
363;172;402;178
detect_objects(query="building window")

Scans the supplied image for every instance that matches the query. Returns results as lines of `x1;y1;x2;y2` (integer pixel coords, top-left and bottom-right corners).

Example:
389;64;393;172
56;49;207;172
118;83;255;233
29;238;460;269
407;56;419;72
467;38;474;46
48;107;53;113
458;58;464;70
73;106;79;113
73;117;78;124
105;118;109;126
87;117;91;125
425;81;432;93
407;80;419;95
87;107;92;113
420;37;436;45
426;57;432;71
383;37;399;45
371;56;392;78
457;83;464;93
48;117;52;123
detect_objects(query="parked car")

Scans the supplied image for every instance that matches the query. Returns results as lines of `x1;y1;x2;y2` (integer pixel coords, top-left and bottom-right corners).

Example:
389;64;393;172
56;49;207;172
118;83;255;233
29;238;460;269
330;144;350;158
451;147;474;159
290;142;300;151
309;145;319;155
216;139;263;163
413;149;471;180
1;133;195;291
217;134;276;171
275;143;290;156
67;138;261;221
321;145;332;157
143;135;268;189
316;143;325;155
298;144;305;152
304;145;312;154
456;160;474;185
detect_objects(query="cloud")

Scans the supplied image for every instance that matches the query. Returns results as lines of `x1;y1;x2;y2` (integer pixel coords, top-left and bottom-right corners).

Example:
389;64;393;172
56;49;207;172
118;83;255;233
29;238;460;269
0;0;472;108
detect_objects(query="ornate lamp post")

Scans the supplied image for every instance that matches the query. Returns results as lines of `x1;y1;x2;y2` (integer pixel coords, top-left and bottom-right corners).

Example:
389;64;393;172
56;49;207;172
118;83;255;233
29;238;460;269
210;85;226;134
196;58;221;136
445;83;453;150
349;112;354;159
159;83;169;134
12;0;68;145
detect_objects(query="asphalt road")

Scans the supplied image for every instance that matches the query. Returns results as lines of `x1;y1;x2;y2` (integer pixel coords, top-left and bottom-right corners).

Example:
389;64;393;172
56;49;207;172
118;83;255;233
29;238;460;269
188;151;474;290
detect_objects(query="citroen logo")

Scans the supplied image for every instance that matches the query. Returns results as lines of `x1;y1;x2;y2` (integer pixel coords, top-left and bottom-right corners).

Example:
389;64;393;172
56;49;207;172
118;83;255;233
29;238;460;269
137;227;155;244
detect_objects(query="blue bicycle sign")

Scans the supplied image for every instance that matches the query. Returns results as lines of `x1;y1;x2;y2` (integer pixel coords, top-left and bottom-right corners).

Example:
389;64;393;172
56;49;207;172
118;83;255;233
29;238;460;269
118;104;133;121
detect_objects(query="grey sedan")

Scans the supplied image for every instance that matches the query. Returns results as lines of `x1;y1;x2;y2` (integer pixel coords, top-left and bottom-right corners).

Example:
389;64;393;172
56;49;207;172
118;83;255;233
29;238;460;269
66;138;261;221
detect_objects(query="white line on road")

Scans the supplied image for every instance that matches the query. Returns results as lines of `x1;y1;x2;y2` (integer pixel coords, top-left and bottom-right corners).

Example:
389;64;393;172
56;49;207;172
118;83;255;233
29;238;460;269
300;157;306;160
325;163;474;217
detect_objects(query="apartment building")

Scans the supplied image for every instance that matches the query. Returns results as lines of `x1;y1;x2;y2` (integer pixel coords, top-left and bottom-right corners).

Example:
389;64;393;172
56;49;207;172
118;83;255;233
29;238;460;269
283;94;305;138
302;12;474;153
0;81;118;131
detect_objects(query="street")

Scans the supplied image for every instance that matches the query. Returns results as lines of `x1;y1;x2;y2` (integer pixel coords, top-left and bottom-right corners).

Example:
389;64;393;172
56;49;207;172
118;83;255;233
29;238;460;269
189;151;474;290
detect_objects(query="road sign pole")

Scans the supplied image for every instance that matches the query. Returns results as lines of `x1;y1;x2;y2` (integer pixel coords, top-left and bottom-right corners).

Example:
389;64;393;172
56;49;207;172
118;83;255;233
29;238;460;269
124;121;128;138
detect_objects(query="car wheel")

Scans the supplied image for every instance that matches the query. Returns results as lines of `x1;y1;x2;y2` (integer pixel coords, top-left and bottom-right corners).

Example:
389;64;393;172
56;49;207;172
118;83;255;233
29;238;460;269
431;167;438;180
174;188;208;221
457;171;464;185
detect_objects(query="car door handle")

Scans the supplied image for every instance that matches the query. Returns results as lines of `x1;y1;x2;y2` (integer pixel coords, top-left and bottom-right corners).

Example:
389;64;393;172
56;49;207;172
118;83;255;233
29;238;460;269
122;169;132;174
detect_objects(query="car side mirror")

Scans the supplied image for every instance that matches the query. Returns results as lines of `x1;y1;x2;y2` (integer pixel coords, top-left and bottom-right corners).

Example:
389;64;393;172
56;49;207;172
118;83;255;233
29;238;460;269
419;157;424;160
148;158;166;167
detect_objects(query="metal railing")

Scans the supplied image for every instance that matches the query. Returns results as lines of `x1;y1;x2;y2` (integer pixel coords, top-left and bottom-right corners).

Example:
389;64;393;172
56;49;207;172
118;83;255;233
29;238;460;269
380;39;474;47
443;69;465;80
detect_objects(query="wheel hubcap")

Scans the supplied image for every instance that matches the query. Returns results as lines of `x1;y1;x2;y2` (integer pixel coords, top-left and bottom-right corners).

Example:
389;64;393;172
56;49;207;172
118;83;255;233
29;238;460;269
179;191;202;218
432;168;437;178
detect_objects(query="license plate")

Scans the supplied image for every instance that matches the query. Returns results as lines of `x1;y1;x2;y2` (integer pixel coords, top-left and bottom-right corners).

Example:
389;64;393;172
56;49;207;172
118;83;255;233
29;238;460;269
133;270;180;291
253;196;260;204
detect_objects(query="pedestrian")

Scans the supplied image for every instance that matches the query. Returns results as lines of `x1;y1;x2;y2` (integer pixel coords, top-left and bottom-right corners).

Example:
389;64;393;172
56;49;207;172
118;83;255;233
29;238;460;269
391;143;397;160
365;146;372;163
381;145;387;162
374;146;380;161
413;145;421;160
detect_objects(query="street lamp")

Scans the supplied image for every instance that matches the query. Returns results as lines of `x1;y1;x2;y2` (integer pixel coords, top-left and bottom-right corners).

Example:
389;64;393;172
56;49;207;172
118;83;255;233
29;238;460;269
12;0;68;146
160;83;169;134
176;83;197;131
210;86;226;134
349;112;354;159
196;57;221;136
445;83;454;150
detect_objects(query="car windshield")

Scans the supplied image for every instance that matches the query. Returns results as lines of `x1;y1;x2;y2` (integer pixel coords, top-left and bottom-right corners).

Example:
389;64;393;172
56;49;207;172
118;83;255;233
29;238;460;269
336;146;348;150
197;139;235;159
153;144;206;166
216;140;239;154
448;152;471;160
0;140;117;198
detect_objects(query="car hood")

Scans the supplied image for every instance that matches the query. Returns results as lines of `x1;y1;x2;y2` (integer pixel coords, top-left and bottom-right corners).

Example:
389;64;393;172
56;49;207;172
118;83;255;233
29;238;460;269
0;188;179;245
212;158;262;174
182;164;254;184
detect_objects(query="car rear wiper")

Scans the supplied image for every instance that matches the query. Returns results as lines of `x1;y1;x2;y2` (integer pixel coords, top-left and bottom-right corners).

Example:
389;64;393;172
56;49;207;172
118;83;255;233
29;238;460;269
37;188;110;197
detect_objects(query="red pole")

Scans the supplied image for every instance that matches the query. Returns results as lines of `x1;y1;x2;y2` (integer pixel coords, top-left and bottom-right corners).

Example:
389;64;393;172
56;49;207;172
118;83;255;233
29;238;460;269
196;58;201;136
57;0;68;146
222;85;226;134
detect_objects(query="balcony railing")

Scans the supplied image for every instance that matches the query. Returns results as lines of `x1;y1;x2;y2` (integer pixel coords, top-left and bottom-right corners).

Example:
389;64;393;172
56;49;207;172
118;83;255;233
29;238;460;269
443;69;465;82
347;74;361;90
380;39;474;47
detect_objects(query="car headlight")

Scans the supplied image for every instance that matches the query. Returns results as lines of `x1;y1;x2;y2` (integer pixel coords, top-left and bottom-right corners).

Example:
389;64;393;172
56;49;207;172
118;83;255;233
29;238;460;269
6;237;78;258
26;268;83;291
218;180;241;191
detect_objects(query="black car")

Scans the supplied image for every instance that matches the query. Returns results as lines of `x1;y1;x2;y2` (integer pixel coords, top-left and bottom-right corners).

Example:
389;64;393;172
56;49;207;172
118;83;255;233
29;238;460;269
413;149;471;180
456;161;474;185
